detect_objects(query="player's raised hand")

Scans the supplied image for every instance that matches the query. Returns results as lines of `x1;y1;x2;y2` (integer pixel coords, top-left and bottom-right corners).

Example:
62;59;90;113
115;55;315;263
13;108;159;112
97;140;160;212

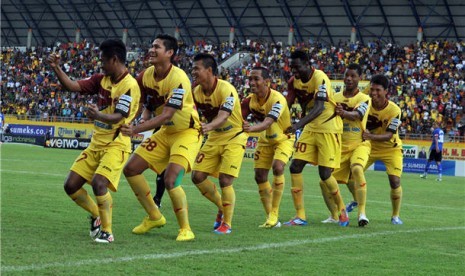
120;124;134;136
46;53;61;68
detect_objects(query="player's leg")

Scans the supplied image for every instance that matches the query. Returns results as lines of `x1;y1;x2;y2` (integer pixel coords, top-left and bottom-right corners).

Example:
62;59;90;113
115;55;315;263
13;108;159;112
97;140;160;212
384;150;403;224
214;173;235;234
267;139;294;227
389;175;403;224
166;129;202;241
421;151;433;178
435;151;443;181
329;155;351;222
254;145;273;226
351;142;370;226
124;153;163;222
66;149;100;239
213;143;245;234
91;148;129;243
317;133;348;227
255;168;272;224
164;158;194;241
191;144;223;229
153;170;166;208
284;158;308;225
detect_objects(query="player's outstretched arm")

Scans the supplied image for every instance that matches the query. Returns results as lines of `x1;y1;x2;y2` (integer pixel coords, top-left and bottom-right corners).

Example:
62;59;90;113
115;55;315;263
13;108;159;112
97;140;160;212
46;54;81;92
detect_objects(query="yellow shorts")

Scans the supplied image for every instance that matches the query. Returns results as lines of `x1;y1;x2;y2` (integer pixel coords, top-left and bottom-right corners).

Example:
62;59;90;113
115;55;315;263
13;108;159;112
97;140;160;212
254;138;295;169
333;141;371;184
293;131;341;169
193;142;246;178
366;148;403;177
134;128;202;174
70;147;129;192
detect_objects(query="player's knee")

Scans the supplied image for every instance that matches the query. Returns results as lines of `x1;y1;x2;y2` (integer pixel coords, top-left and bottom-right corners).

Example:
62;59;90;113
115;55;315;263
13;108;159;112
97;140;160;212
318;167;332;181
388;175;401;189
272;164;285;176
289;161;304;174
351;165;364;178
254;174;267;184
191;171;206;185
219;174;234;188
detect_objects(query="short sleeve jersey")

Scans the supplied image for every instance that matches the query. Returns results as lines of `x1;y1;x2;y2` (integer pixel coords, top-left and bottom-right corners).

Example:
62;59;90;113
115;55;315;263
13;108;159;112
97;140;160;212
289;70;342;133
366;100;403;151
77;72;140;152
138;65;200;134
193;78;247;145
334;91;371;152
245;88;294;146
430;127;444;151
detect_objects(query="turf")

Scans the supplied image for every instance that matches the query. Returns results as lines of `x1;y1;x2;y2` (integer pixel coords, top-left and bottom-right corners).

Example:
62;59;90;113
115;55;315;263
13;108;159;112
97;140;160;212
1;143;464;275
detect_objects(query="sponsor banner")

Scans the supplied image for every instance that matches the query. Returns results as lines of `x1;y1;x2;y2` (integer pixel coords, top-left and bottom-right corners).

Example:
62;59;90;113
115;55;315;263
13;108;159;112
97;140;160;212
244;136;259;159
402;144;418;158
56;126;92;138
8;124;55;137
2;134;45;145
47;137;91;150
403;140;465;161
374;158;456;176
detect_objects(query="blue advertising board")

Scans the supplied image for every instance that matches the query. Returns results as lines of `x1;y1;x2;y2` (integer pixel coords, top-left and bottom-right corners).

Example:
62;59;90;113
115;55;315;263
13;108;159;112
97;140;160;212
374;158;456;176
8;124;55;137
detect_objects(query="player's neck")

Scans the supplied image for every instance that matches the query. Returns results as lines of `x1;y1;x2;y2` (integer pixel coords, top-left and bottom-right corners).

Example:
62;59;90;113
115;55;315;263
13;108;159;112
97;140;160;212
110;66;128;84
258;87;270;103
343;88;359;98
153;63;172;81
202;77;217;96
300;68;314;83
373;99;389;110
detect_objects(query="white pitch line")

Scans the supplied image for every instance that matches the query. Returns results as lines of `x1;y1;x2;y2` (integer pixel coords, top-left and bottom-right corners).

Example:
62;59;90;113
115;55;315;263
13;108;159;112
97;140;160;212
2;226;464;273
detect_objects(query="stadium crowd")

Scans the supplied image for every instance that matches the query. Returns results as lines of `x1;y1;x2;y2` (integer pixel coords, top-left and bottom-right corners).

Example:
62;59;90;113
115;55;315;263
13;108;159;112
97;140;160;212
1;39;464;137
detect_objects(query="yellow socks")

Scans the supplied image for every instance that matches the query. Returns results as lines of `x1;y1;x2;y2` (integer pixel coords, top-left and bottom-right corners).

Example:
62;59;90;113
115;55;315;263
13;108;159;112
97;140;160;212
258;181;272;215
320;180;338;219
290;173;305;220
271;174;285;214
69;188;99;218
324;175;345;213
126;175;162;220
168;186;191;230
96;192;113;233
347;179;356;201
221;185;235;227
352;165;367;216
391;186;403;217
196;178;223;211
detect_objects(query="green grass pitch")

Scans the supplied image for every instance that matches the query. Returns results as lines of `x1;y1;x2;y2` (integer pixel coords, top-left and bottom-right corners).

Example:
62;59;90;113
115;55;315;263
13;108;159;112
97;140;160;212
1;143;464;275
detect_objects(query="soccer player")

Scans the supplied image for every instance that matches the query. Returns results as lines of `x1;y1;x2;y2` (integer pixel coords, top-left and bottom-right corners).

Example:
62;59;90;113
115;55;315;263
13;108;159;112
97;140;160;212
329;63;371;227
420;121;444;181
241;66;295;228
47;39;141;243
121;34;202;241
363;74;404;225
284;50;348;227
137;107;166;207
191;53;248;235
